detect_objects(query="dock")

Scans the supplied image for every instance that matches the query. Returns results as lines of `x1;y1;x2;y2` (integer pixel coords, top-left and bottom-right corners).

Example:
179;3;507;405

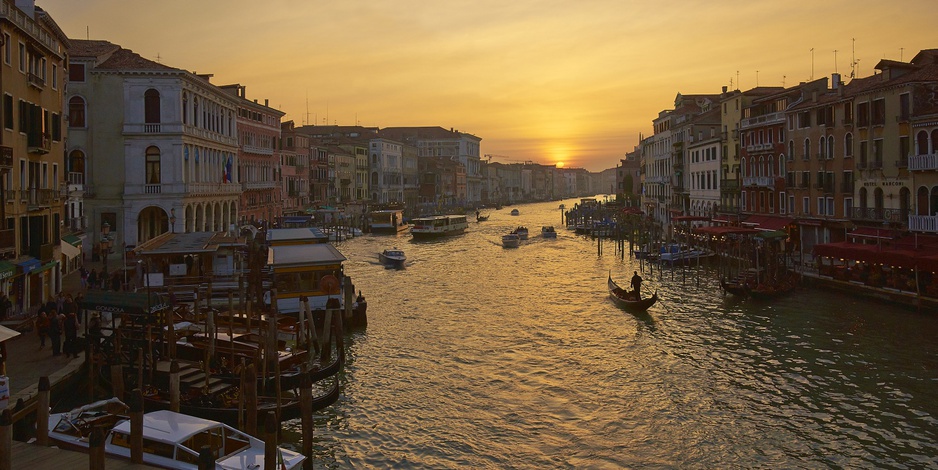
9;440;158;469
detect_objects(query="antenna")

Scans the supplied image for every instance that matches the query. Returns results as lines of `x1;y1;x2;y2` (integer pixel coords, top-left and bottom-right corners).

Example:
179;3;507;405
305;90;310;126
756;70;759;87
810;48;815;80
86;26;89;40
850;38;859;79
833;50;838;73
729;76;733;90
900;47;904;62
782;75;786;87
736;70;740;90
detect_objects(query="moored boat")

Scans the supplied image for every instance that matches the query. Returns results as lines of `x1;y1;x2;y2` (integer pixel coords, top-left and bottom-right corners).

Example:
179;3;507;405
541;226;557;238
502;233;520;248
657;244;711;264
379;248;407;268
607;274;658;311
48;399;306;469
410;215;469;239
370;209;409;234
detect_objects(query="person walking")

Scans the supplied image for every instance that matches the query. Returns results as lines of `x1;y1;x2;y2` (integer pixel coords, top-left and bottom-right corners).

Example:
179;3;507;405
63;311;79;358
35;311;49;350
87;269;98;291
79;266;88;290
630;271;643;300
48;308;62;356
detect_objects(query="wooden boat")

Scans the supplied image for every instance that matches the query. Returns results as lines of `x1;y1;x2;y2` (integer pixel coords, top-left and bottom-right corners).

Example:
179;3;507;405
607;274;658;311
749;272;799;300
720;278;751;298
370;209;408;234
49;398;306;469
541;226;557;238
378;248;406;269
502;233;520;248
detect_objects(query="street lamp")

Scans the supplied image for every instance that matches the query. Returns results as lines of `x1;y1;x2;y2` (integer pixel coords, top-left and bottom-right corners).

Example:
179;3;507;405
100;221;112;275
170;208;177;234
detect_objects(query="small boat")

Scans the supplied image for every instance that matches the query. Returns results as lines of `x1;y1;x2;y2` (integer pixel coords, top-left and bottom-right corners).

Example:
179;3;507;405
476;215;489;222
510;209;520;216
502;233;521;248
607;274;658;311
512;226;529;240
379;248;407;268
48;398;306;469
541;226;557;238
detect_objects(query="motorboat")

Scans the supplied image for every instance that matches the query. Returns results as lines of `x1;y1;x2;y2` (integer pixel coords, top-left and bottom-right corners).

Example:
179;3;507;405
502;233;521;248
512;226;529;240
510;209;520;216
48;398;305;469
541;226;557;238
379;248;407;268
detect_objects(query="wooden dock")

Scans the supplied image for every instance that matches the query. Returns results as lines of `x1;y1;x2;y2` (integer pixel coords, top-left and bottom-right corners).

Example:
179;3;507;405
9;440;158;469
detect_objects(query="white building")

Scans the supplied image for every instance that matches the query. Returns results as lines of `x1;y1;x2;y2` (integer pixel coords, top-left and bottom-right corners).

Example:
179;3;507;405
368;137;403;203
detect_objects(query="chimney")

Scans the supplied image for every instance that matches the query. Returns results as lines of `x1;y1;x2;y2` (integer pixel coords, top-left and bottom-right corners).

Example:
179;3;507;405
265;99;268;107
15;0;35;17
721;85;728;97
831;73;841;90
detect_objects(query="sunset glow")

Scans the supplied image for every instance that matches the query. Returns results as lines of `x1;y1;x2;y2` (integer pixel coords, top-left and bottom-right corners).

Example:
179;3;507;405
38;0;937;171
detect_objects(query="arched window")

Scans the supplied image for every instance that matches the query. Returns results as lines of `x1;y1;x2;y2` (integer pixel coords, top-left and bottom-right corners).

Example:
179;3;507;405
779;155;786;176
917;186;929;216
144;89;160;123
845;133;854;157
827;136;834;160
193;97;199;128
146;146;161;184
818;137;825;159
68;150;85;183
874;188;884;218
68;96;86;128
182;93;188;125
759;156;765;177
788;140;794;160
803;138;810;160
768;156;774;177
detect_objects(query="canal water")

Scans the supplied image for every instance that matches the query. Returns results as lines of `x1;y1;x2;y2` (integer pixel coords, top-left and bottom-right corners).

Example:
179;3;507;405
283;198;938;469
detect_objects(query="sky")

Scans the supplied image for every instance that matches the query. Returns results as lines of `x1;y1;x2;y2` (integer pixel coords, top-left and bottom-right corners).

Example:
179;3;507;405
38;0;937;172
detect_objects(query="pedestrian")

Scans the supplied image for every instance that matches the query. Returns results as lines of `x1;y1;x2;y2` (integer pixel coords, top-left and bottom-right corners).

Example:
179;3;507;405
630;270;643;299
35;311;49;349
63;311;79;358
88;312;102;352
87;269;98;290
79;266;88;290
48;308;62;356
263;289;272;312
63;294;79;323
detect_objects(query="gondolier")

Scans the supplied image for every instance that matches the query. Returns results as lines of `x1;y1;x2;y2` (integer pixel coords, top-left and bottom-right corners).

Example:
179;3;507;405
630;271;643;299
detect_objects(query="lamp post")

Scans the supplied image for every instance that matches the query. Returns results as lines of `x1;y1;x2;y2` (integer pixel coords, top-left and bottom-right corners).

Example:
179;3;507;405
170;208;176;234
100;221;112;275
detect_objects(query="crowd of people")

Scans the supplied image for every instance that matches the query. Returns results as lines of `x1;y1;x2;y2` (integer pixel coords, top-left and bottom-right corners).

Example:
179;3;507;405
33;292;85;358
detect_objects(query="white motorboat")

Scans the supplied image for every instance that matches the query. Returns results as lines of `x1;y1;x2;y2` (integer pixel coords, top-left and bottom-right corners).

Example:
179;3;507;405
502;233;521;248
379;248;407;268
657;244;712;263
48;398;305;470
541;226;557;238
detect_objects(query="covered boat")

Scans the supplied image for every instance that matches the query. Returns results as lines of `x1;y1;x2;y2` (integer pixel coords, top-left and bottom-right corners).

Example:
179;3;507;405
378;248;407;268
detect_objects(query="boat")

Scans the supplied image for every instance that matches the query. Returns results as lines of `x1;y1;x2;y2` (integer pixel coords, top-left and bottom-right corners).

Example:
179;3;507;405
48;398;306;469
541;226;557;238
607;274;658;311
379;248;407;268
510;209;520;216
720;278;752;298
657;244;711;264
512;226;529;240
748;272;799;300
370;209;409;234
502;233;521;248
410;215;469;239
476;214;489;222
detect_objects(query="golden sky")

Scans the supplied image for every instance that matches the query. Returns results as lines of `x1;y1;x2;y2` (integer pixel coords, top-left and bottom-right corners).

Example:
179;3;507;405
39;0;936;171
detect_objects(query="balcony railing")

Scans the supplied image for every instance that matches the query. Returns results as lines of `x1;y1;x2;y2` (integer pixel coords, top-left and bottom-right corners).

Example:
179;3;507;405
740;111;785;129
242;181;278;190
742;176;774;187
909;154;938;171
27;72;45;89
27;133;51;154
144;184;162;194
24;188;58;208
67;172;85;185
187;182;243;195
909;215;938;233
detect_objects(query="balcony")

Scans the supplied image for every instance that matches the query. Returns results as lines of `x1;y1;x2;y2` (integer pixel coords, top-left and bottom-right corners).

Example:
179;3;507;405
27;72;45;90
242;181;278;191
740;111;785;129
27;132;51;154
186;182;243;195
909;215;938;233
25;188;58;209
851;207;905;223
124;122;183;134
144;184;162;194
909;154;938;171
742;176;774;188
242;144;274;156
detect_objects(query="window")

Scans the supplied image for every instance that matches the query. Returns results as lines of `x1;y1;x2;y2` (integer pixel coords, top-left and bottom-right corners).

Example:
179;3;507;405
844;198;853;217
144;89;160;124
68;63;85;82
145;146;161;184
789;195;795;215
803;139;810;160
899;93;910;121
827;136;834;160
51;64;57;90
859;141;868;167
2;34;9;65
871;99;885;126
873;139;883;168
2;94;11;130
51;113;60;141
788;140;794;160
827;197;835;216
803;197;810;215
780;192;787;214
68;97;85;128
818;197;825;216
857;102;870;127
899;136;910;166
844;103;853;124
182;93;188;125
845;133;853;157
17;43;24;72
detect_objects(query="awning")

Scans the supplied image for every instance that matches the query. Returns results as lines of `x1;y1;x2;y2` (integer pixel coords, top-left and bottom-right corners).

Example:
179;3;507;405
693;226;761;236
16;257;40;273
757;230;789;240
742;215;793;231
62;234;82;247
0;324;20;342
0;260;15;281
79;290;170;315
848;227;897;240
60;238;82;258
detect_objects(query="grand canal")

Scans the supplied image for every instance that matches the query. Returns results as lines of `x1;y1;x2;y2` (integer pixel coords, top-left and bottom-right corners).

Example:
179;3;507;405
284;198;938;468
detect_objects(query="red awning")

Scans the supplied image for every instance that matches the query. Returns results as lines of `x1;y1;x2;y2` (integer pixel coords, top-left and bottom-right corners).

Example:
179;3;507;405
797;219;822;226
813;242;936;270
848;227;897;240
741;215;793;231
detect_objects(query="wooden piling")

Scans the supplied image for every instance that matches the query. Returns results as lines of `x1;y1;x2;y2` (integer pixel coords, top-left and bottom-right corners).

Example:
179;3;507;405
36;376;50;446
264;411;277;470
169;360;180;412
245;362;258;436
136;349;144;395
0;409;11;470
300;367;313;470
130;389;144;464
320;307;333;364
198;445;214;470
89;425;106;470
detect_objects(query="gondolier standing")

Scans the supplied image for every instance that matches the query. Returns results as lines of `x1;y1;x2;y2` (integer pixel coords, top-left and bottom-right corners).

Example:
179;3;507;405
630;271;643;299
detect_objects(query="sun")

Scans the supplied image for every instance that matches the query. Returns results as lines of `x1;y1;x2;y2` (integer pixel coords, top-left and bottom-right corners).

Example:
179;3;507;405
556;161;565;168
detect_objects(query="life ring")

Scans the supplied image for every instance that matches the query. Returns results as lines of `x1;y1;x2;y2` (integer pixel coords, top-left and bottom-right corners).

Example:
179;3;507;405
319;275;340;294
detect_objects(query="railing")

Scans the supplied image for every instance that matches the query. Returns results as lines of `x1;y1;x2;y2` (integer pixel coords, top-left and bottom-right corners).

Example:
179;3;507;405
740;111;785;129
742;176;774;187
67;172;85;185
27;133;51;154
851;207;904;223
186;182;243;195
124;122;182;134
908;154;938;171
242;181;278;190
144;184;162;194
24;188;58;208
909;215;938;233
242;144;274;156
27;72;45;89
66;216;87;233
143;124;161;133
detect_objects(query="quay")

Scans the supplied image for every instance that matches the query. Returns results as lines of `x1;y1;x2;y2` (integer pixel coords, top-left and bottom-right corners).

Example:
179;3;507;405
7;440;157;469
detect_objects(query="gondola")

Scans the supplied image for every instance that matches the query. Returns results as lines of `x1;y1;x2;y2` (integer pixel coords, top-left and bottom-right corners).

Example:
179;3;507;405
720;278;751;298
607;274;658;311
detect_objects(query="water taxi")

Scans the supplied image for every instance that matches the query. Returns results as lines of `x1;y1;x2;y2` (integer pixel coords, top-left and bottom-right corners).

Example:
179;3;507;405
379;248;407;268
541;226;557;238
502;233;521;248
513;226;529;240
410;215;469;239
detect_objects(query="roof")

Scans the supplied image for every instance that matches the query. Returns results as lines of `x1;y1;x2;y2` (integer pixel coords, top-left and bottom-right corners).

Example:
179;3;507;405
135;232;246;255
68;39;120;59
95;47;179;72
266;227;328;243
111;410;225;443
268;244;346;268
